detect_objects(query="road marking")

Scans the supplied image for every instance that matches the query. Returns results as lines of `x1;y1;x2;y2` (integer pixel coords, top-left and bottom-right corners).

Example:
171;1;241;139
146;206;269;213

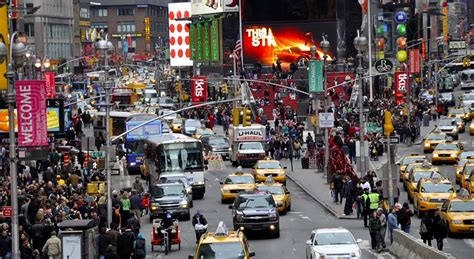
300;215;312;221
464;239;474;248
288;211;302;214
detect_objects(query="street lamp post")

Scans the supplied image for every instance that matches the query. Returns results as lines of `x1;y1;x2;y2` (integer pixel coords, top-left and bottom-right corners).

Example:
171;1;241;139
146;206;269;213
354;31;368;177
0;31;28;259
95;37;114;227
320;35;330;181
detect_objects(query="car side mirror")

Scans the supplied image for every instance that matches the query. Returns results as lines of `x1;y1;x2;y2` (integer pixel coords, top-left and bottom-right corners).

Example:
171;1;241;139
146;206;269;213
248;251;255;257
441;207;447;212
220;181;223;185
286;191;290;194
356;239;363;244
251;166;255;169
414;189;419;193
228;205;233;209
188;255;194;259
306;240;312;245
283;167;287;169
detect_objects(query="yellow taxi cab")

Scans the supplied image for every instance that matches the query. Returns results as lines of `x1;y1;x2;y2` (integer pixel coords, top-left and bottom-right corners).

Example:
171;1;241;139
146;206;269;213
431;142;463;165
461;167;474;193
256;176;291;215
220;170;256;203
448;107;469;121
396;154;428;182
439;189;474;236
405;164;442;203
436;119;459;140
413;177;455;217
250;159;287;184
470;122;474;135
423;131;447;153
171;117;183;133
452;117;466;133
189;221;255;259
402;162;434;184
193;128;215;139
456;159;474;184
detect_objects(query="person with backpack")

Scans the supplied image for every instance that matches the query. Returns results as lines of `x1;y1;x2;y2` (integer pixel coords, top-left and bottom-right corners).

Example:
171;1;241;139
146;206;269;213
133;233;146;259
419;212;433;246
432;212;448;251
398;202;413;233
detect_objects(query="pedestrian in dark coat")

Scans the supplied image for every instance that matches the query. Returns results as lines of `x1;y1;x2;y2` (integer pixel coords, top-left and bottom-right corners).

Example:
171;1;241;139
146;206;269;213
332;174;343;204
116;228;135;259
104;244;119;259
419;213;433;246
98;227;112;257
341;176;354;215
432;212;447;251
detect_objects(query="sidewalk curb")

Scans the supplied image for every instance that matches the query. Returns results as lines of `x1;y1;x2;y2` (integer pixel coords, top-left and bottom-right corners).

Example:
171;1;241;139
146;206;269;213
414;125;436;145
287;173;359;220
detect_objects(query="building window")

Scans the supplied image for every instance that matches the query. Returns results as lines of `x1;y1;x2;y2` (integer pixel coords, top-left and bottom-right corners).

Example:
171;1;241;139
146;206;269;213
91;8;107;17
24;23;34;37
117;22;135;33
117;7;134;16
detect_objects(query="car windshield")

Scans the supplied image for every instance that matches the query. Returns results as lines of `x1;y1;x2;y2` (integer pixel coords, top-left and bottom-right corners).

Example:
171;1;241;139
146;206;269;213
413;171;441;182
159;176;188;186
186;120;201;128
463;94;474;101
441;93;452;99
435;143;459;151
257;161;282;169
402;157;425;165
159;98;173;104
225;176;254;185
421;183;454;193
236;196;275;209
449;201;474;212
426;134;445;140
197;242;245;259
256;185;284;195
172;118;183;124
196;129;213;135
459;160;474;167
314;232;355;246
460;152;474;159
126;141;144;154
464;165;474;175
239;142;263;150
438;120;456;126
449;109;464;114
209;138;228;146
150;185;184;197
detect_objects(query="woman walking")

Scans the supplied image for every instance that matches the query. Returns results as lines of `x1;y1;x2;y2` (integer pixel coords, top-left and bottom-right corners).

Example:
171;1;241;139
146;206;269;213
377;208;387;249
432;212;447;251
368;211;382;253
419;212;433;246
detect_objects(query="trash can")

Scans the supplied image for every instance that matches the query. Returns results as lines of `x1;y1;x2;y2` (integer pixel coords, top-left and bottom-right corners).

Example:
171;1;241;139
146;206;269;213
301;157;309;169
423;114;430;127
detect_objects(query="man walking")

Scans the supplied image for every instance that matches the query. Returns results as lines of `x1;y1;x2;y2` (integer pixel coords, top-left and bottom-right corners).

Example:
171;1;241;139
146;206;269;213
432;212;447;251
387;206;399;244
368;211;382;252
42;231;61;259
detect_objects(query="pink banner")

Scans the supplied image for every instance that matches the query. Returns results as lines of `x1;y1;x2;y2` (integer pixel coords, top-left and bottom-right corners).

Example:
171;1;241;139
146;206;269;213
409;49;420;74
394;72;408;105
15;80;48;147
191;76;208;103
44;72;56;98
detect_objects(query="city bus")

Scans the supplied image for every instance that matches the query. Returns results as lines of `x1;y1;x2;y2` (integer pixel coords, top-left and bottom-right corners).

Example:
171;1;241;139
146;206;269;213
144;134;206;199
125;114;162;174
90;111;133;138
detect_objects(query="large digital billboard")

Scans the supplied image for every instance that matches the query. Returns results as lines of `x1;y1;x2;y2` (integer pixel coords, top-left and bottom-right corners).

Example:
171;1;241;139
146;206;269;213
243;22;342;68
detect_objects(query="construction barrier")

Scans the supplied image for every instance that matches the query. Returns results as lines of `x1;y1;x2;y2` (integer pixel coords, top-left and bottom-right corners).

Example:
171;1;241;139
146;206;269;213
206;153;225;171
390;230;455;259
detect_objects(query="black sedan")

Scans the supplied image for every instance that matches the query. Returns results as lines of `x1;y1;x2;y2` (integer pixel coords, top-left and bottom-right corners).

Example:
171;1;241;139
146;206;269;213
201;135;230;160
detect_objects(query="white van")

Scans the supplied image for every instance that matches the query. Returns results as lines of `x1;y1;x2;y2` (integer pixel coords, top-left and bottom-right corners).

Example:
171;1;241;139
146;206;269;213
144;89;158;104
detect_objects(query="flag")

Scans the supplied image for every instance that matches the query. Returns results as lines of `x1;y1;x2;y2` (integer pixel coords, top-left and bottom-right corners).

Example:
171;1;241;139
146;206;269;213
233;35;242;70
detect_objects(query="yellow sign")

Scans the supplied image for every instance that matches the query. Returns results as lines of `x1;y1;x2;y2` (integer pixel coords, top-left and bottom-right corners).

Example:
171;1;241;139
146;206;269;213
79;21;91;27
144;17;151;42
443;3;448;43
0;6;9;90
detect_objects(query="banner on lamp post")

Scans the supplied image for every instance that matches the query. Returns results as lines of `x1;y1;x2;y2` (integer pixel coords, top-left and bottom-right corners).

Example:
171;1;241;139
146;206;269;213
309;60;323;93
409;49;420;74
44;72;56;98
394;72;408;105
15;80;48;147
191;76;208;103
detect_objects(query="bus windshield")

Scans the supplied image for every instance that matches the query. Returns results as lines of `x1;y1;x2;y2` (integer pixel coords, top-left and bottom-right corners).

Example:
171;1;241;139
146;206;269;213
159;142;203;172
126;141;145;154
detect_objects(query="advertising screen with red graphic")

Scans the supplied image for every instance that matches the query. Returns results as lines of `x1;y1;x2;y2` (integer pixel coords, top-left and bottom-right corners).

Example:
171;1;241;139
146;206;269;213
394;71;408;105
243;22;340;68
191;76;208;103
168;2;192;67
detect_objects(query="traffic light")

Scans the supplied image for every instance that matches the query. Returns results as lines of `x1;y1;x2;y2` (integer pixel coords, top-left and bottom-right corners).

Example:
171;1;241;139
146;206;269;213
232;108;241;127
384;111;394;136
221;83;228;94
175;82;182;92
243;108;252;127
463;57;471;68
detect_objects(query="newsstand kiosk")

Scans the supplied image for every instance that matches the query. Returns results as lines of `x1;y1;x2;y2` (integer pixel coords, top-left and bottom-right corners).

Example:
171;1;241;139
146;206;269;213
57;219;98;259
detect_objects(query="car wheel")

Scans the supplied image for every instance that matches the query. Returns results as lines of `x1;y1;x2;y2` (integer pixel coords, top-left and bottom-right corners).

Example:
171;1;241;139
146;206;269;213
273;228;280;238
149;216;154;223
190;200;194;208
280;209;287;216
447;222;453;237
287;203;291;211
183;211;191;221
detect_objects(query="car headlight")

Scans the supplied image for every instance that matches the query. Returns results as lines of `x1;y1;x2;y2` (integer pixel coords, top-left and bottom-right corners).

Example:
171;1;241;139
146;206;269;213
421;197;428;201
150;203;159;210
269;212;278;221
351;248;361;257
433;153;438;157
186;186;192;193
195;181;205;185
424;143;430;147
180;200;188;208
212;147;217;151
470;124;474;129
314;251;325;259
276;201;283;207
452;220;463;225
130;162;136;166
228;147;232;151
236;214;244;222
451;153;457;157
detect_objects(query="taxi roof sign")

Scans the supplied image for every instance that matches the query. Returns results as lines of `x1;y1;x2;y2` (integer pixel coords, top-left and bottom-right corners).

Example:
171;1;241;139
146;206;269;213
264;175;275;184
457;188;471;199
215;221;228;237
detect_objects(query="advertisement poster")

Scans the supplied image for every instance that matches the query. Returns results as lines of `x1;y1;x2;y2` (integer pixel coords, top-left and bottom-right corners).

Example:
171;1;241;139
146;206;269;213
168;2;193;67
44;72;57;98
408;49;420;74
242;22;339;68
15;80;48;147
191;0;224;15
62;235;82;259
191;76;208;103
394;72;408;105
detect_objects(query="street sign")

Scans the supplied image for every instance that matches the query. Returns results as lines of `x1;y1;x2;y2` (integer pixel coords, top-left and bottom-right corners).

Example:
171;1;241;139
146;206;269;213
395;11;407;23
381;136;400;144
319;112;334;128
449;40;466;50
2;206;11;217
365;122;383;133
374;58;393;73
92;151;105;159
308;60;323;93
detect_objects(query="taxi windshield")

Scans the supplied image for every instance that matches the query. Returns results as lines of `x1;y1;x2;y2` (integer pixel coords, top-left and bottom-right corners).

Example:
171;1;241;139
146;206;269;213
458;160;474;167
464;165;474;174
196;129;213;135
402;157;425;165
460;152;474;159
172;118;182;124
438;120;456;126
435;143;459;151
449;109;464;114
426;134;445;140
197;242;245;259
314;232;356;246
449;201;474;212
421;183;454;193
225;176;254;184
413;171;440;182
256;185;284;195
257;161;282;169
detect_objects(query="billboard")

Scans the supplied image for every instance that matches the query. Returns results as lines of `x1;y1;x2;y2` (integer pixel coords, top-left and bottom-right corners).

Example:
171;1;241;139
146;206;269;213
191;76;208;103
0;6;8;91
44;72;56;98
223;0;239;12
191;0;224;15
126;120;162;141
242;22;340;68
394;71;408;105
15;80;48;147
168;2;193;67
